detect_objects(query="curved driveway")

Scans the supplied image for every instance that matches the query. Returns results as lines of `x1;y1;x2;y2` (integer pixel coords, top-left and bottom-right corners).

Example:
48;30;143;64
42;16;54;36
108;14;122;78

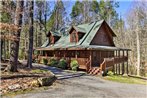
6;64;147;98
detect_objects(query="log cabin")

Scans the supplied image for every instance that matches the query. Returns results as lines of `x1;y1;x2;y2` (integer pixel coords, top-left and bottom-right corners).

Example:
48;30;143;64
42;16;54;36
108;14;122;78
36;20;131;75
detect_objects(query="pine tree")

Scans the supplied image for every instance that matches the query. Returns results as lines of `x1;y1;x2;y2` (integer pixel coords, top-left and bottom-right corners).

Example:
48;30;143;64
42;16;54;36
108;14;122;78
70;0;119;25
35;1;51;46
47;0;66;31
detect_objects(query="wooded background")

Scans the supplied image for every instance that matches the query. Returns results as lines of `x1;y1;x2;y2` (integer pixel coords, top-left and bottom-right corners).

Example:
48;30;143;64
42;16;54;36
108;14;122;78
0;0;147;76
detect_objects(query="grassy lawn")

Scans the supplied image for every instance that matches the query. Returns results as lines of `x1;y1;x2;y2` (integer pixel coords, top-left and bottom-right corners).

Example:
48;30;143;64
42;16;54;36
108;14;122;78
2;86;50;97
103;74;147;85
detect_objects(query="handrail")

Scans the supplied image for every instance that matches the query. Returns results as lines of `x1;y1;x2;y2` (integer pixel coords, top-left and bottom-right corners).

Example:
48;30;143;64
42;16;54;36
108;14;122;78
100;59;106;72
86;59;91;71
100;56;126;72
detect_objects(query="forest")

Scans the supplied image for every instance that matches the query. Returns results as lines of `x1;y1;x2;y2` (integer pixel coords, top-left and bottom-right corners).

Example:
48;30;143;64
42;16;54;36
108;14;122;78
0;0;147;77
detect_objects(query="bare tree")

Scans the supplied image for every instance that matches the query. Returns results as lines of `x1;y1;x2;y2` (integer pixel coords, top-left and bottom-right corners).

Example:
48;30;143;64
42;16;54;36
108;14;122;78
135;6;140;76
125;1;147;76
9;0;24;72
27;1;34;68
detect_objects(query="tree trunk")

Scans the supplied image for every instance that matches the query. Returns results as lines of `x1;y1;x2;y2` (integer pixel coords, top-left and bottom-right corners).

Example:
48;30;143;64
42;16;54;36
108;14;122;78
136;25;140;76
44;1;47;35
38;10;42;47
27;1;34;68
3;39;6;60
0;40;3;60
136;7;140;76
9;0;24;72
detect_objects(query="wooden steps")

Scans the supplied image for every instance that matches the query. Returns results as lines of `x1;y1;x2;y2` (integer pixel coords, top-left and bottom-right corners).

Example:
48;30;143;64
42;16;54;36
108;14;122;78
88;67;101;75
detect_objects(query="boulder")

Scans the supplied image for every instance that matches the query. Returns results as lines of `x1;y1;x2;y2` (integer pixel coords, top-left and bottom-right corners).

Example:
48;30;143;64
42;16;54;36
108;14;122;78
8;84;21;90
38;75;57;86
30;80;40;87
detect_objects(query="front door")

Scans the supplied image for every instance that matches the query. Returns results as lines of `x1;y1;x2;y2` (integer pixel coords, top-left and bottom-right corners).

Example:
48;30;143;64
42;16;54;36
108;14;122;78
92;51;99;67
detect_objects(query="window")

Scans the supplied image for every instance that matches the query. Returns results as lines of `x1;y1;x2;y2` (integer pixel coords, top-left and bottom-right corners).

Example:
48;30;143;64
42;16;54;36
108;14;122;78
71;30;77;43
50;36;54;44
70;30;85;43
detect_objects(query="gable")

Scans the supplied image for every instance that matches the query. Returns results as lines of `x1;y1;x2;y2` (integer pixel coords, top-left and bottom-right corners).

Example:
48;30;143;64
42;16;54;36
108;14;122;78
41;20;117;49
90;23;115;46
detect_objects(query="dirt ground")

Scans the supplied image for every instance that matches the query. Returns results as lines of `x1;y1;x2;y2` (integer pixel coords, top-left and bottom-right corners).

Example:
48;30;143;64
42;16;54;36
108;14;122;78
2;63;147;98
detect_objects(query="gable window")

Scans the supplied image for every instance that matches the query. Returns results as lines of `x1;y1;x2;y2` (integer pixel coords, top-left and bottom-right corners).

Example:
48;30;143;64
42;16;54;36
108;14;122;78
70;27;85;43
71;30;77;43
50;36;54;44
72;32;76;42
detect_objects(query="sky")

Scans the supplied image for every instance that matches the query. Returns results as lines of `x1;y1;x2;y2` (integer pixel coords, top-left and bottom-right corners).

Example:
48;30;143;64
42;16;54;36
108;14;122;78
48;0;134;20
115;0;133;19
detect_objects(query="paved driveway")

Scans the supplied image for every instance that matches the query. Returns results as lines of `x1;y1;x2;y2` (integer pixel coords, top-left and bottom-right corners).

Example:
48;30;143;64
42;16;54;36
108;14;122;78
5;63;147;98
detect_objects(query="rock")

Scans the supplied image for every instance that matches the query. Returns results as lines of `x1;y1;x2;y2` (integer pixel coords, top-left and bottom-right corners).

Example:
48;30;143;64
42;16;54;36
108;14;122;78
23;84;29;89
8;84;21;90
38;75;57;86
30;80;40;87
2;89;7;93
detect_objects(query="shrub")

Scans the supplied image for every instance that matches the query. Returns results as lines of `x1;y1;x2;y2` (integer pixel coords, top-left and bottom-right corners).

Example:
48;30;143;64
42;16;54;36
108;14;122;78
102;70;108;76
71;66;78;71
43;58;48;65
70;60;79;71
49;58;58;67
107;71;114;76
58;59;68;69
36;58;41;63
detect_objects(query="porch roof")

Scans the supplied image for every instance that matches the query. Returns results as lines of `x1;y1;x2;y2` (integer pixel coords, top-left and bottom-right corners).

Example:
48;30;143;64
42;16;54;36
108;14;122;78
36;45;131;51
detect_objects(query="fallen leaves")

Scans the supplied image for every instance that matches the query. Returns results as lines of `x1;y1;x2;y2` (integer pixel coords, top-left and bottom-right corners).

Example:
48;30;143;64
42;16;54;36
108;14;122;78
0;68;55;95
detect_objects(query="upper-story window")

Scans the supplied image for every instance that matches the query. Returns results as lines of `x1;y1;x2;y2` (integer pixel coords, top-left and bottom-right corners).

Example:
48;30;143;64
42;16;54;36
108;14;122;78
70;27;85;43
47;31;61;44
50;35;54;44
71;30;77;43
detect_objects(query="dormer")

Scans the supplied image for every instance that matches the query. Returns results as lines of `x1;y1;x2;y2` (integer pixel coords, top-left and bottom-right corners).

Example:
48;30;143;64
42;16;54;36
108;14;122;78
69;26;85;43
46;31;61;44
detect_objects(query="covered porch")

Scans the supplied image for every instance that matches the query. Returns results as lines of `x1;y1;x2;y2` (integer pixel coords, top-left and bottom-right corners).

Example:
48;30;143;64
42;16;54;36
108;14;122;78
36;45;131;75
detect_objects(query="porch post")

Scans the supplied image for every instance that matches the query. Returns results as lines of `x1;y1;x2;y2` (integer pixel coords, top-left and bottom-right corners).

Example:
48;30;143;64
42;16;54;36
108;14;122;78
115;50;117;74
118;50;120;75
90;50;92;69
75;50;77;59
45;51;47;57
122;50;125;75
111;51;115;74
54;51;56;57
100;51;101;64
63;50;65;58
126;50;129;75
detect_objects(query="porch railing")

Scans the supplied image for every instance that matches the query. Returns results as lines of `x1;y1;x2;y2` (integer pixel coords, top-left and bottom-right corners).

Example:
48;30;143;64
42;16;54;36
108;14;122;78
100;56;128;72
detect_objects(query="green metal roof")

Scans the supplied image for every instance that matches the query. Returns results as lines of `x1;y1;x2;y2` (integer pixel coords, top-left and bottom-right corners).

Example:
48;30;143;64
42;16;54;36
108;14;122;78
78;20;103;45
41;39;49;47
49;31;61;37
73;26;86;33
37;20;126;51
